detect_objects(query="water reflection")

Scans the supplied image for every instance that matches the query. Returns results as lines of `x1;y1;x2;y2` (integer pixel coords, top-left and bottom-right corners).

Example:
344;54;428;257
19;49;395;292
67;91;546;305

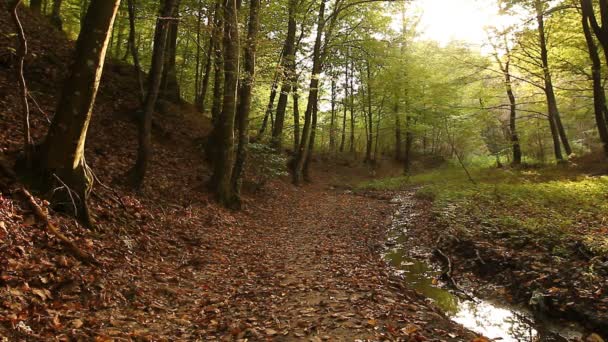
384;196;584;341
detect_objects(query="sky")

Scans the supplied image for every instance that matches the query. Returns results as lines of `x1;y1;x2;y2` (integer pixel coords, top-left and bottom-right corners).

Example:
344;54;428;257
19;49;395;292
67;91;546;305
401;0;518;47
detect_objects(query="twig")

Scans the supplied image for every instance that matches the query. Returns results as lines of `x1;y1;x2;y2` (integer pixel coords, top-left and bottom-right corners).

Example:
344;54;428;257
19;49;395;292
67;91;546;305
52;174;79;217
27;92;51;123
9;0;33;163
434;248;476;302
475;249;486;265
20;188;100;266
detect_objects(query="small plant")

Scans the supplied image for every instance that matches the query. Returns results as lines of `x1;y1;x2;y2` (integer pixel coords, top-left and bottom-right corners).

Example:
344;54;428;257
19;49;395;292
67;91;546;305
246;143;289;190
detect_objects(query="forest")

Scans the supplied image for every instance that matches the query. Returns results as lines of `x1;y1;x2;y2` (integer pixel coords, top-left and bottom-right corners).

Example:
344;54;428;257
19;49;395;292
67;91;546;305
0;0;607;340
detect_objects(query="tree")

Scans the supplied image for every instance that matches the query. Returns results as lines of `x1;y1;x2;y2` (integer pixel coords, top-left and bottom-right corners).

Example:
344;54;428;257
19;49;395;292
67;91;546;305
231;0;261;207
581;1;608;156
210;0;239;205
130;0;178;188
50;0;63;30
271;0;298;150
35;0;121;225
30;0;42;13
160;0;182;104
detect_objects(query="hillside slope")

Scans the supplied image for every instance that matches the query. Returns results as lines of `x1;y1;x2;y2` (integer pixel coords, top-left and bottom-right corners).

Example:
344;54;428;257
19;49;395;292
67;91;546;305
0;5;478;341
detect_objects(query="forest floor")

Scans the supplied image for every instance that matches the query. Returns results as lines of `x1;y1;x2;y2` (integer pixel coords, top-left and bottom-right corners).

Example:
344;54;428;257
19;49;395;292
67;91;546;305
358;162;608;339
0;6;483;341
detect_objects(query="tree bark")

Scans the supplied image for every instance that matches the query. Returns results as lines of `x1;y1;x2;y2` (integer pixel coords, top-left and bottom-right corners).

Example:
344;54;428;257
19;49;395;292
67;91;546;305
30;0;42;13
38;0;120;225
131;0;176;188
394;104;402;160
365;60;373;163
535;0;570;160
582;0;608;67
339;60;348;153
211;0;223;124
211;0;239;205
293;0;325;185
126;0;145;104
271;0;298;149
293;83;300;151
231;0;260;207
9;0;33;164
349;55;355;154
582;6;608;157
160;0;181;104
329;76;337;151
50;0;62;30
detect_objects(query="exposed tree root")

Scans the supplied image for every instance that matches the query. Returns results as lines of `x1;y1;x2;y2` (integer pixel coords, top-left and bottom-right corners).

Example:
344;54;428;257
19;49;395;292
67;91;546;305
20;188;100;266
434;248;476;302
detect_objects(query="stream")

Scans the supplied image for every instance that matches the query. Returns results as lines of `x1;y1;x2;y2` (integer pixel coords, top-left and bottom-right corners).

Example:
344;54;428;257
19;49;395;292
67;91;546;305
384;195;586;342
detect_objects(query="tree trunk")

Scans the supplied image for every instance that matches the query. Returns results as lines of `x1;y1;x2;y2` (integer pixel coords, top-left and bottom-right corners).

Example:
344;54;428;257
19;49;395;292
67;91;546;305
271;0;298;149
293;0;325;185
231;0;260;207
30;0;42;13
50;0;62;29
38;0;120;225
582;6;608;157
365;60;373;163
115;8;126;58
198;3;217;113
160;0;181;104
257;50;283;140
211;0;239;205
394;104;402;160
329;77;337;151
339;61;348;152
349;56;355;154
126;0;144;104
131;0;176;188
536;0;570;160
211;0;223;124
582;0;608;67
293;83;300;152
194;0;203;106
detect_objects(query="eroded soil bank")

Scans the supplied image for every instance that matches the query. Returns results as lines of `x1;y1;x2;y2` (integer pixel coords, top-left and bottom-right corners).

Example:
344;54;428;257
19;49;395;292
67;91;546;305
372;188;608;341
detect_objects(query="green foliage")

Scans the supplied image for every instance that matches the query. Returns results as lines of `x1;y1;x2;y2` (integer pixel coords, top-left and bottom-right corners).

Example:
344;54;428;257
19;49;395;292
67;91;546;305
360;165;608;256
247;143;289;187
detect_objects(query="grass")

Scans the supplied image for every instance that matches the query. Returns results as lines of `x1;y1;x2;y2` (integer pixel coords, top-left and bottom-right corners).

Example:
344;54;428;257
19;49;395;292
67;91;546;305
358;163;608;255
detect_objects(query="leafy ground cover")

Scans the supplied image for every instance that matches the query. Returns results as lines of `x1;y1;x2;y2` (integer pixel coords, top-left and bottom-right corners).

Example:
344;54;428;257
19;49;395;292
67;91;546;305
0;8;480;340
358;163;608;336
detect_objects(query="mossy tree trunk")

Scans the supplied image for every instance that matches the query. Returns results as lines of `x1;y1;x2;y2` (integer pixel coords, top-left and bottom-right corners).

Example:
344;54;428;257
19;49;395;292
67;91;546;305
211;0;239;205
38;0;121;225
231;0;260;207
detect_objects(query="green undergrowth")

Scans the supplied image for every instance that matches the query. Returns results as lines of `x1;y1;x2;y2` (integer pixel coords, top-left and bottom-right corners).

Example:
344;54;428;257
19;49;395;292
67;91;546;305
359;164;608;256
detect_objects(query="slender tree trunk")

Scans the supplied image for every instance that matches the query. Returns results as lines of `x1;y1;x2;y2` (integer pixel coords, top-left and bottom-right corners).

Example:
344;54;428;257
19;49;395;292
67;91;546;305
349;56;355;154
231;0;260;206
303;102;318;181
395;104;402;160
536;0;570;160
211;0;223;124
293;83;300;152
211;0;239;205
38;0;120;225
271;0;298;149
339;61;348;152
582;7;608;157
9;0;33;165
115;8;126;58
30;0;42;13
194;0;203;106
131;0;176;188
126;0;144;103
293;0;325;184
160;0;181;104
365;60;373;162
329;77;337;151
257;50;283;139
50;0;62;29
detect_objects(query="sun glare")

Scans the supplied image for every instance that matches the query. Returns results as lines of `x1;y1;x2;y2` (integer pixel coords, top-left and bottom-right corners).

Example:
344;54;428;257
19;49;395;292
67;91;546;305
393;0;519;48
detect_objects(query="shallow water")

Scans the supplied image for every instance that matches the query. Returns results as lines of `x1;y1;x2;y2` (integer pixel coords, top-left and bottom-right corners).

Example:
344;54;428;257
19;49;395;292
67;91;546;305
385;196;584;341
